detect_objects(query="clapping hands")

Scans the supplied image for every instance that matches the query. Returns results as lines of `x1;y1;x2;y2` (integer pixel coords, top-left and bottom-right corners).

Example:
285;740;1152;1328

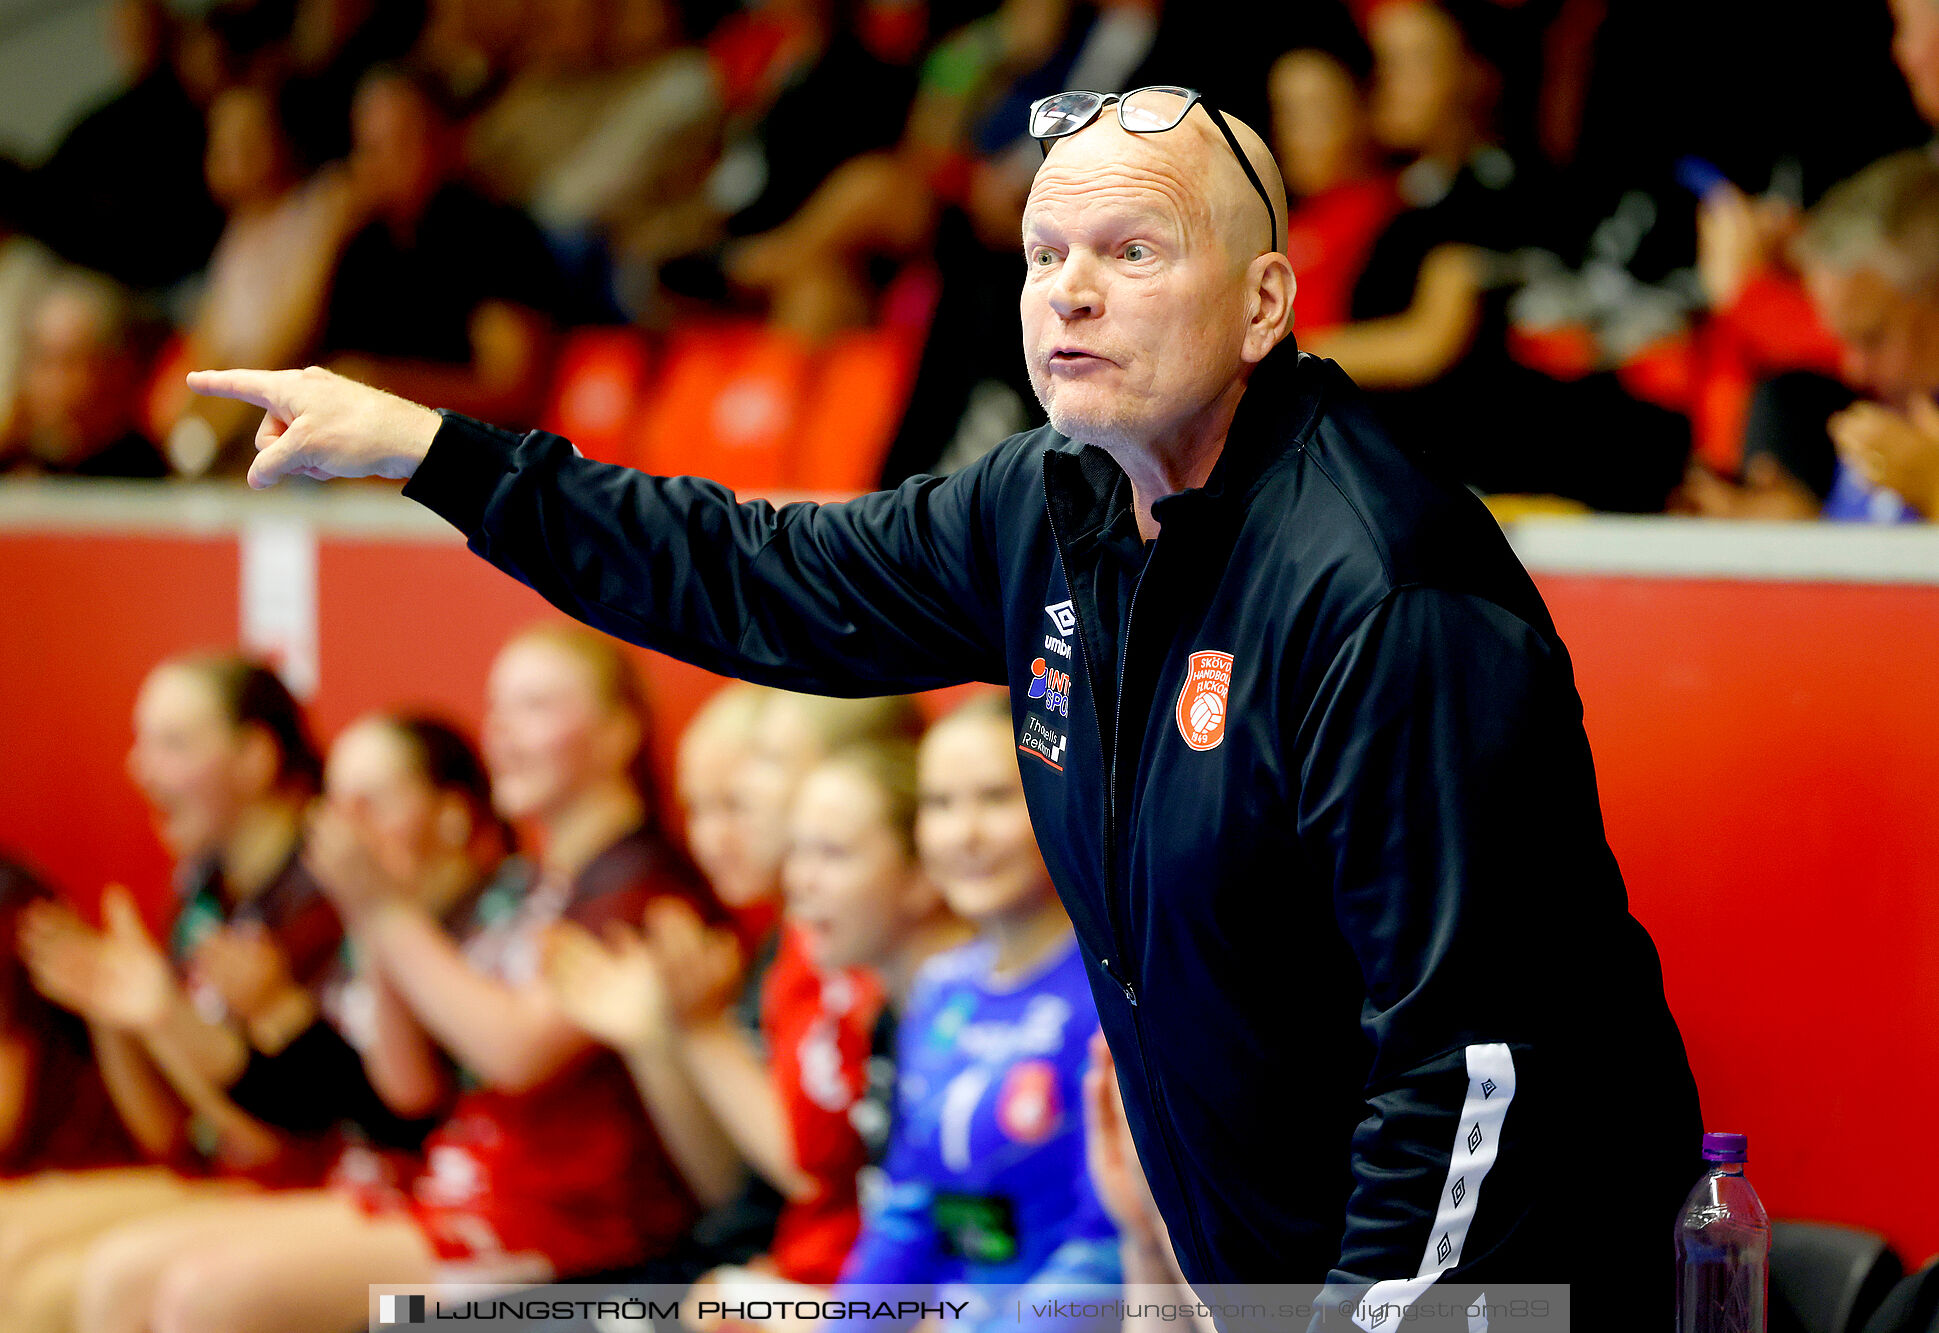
17;886;179;1034
541;899;742;1053
1829;398;1939;518
303;802;410;923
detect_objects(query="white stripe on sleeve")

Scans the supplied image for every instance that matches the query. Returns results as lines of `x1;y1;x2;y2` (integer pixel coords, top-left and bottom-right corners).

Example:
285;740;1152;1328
1351;1042;1517;1332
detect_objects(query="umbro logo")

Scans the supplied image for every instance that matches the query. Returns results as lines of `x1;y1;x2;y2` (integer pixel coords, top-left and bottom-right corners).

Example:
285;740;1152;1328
1044;600;1077;635
1480;1077;1497;1099
1467;1124;1484;1154
1450;1176;1466;1206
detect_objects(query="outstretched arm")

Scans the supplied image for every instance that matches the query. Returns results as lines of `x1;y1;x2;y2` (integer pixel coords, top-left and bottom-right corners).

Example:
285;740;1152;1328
188;365;1011;695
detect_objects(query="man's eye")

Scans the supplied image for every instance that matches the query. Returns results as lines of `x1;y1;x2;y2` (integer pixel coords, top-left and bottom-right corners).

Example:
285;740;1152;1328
1124;244;1149;261
1031;248;1058;265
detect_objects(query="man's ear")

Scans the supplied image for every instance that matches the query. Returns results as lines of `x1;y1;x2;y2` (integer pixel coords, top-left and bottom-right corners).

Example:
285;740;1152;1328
1243;252;1297;364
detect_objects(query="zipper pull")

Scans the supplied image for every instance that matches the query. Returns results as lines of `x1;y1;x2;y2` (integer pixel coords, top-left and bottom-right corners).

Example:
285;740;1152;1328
1100;957;1138;1006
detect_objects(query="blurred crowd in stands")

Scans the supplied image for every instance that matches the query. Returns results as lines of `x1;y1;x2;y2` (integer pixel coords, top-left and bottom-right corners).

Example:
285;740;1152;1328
2;0;1939;516
6;6;1939;1330
0;635;1155;1333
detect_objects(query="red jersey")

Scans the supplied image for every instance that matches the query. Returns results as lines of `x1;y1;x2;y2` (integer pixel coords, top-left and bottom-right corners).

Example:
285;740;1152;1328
166;844;349;1187
761;924;884;1285
389;826;730;1277
1283;176;1401;334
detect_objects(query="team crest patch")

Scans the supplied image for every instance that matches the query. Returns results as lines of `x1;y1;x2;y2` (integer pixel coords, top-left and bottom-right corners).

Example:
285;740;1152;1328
1175;650;1235;751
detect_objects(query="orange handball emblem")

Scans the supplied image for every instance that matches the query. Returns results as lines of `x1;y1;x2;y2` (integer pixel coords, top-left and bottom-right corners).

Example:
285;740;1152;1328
1175;650;1235;751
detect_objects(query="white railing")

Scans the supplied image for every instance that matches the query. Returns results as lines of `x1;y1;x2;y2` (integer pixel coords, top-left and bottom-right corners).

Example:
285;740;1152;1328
3;478;1938;584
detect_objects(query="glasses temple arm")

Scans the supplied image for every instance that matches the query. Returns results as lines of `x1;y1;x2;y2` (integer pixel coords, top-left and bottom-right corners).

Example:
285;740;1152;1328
1203;105;1280;253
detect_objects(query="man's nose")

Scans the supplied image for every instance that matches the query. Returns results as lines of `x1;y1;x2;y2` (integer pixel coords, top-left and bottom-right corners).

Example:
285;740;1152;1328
1048;252;1103;320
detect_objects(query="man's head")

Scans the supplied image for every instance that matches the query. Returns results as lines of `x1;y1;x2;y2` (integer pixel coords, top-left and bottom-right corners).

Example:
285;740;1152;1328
350;65;463;226
1020;99;1294;461
1797;149;1939;406
1892;0;1939;129
1369;0;1498;158
18;271;147;467
1272;48;1376;201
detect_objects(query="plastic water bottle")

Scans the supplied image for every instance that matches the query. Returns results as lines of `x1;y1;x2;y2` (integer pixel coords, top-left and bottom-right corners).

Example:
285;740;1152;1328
1676;1132;1770;1333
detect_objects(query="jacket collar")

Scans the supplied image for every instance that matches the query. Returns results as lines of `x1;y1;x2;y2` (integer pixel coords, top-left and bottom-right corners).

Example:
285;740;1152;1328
1042;340;1323;548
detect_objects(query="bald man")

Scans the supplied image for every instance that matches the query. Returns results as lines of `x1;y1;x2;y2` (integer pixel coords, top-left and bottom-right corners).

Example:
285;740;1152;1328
193;88;1699;1325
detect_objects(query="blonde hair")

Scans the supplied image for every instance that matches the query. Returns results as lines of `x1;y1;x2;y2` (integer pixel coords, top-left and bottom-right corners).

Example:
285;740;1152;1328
680;682;768;759
928;690;1010;733
1799;149;1939;294
761;691;924;757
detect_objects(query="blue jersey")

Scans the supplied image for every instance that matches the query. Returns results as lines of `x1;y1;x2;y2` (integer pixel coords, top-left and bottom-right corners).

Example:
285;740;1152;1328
1822;460;1922;523
835;931;1120;1326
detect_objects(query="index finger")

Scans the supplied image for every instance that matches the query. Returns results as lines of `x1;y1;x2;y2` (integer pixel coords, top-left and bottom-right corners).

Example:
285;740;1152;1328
185;368;293;412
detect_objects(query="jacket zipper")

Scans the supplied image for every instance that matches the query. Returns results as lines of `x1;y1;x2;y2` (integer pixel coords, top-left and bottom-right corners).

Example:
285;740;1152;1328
1042;471;1216;1277
1042;474;1139;1003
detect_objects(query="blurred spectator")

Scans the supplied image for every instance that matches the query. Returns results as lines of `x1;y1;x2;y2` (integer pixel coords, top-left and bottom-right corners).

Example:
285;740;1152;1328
1269;35;1398;334
1677;372;1853;520
166;85;362;477
1302;2;1536;415
545;734;965;1305
278;0;429;168
417;0;530;105
0;655;337;1332
716;0;1130;339
669;691;924;1273
675;684;778;931
320;64;558;426
812;696;1118;1330
0;167;57;447
1795;150;1939;521
1665;172;1847;517
1;271;167;479
652;0;930;319
23;0;225;292
69;712;522;1333
0;859;140;1180
1685;147;1939;522
880;0;1168;477
1308;0;1688;511
1574;0;1923;227
65;626;730;1333
709;0;926;241
466;0;722;321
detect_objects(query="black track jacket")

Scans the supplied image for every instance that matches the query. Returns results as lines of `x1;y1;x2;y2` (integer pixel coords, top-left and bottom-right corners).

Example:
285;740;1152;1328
405;344;1701;1323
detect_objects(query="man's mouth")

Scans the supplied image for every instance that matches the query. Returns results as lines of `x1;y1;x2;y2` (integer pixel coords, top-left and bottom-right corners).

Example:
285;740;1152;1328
1049;348;1111;368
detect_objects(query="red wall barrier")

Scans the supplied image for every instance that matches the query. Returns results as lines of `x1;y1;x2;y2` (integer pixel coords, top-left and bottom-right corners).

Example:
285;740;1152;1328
1;506;1934;1266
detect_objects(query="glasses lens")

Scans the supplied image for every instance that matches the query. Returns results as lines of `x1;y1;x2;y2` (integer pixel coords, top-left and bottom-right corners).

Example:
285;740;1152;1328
1031;91;1104;138
1119;87;1193;133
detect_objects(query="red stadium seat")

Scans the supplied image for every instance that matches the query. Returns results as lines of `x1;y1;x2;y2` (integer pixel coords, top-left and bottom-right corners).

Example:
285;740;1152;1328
542;327;656;464
629;322;812;493
793;326;921;493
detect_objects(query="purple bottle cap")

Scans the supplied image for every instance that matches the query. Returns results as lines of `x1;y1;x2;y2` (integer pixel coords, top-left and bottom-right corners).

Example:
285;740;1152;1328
1703;1132;1749;1163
